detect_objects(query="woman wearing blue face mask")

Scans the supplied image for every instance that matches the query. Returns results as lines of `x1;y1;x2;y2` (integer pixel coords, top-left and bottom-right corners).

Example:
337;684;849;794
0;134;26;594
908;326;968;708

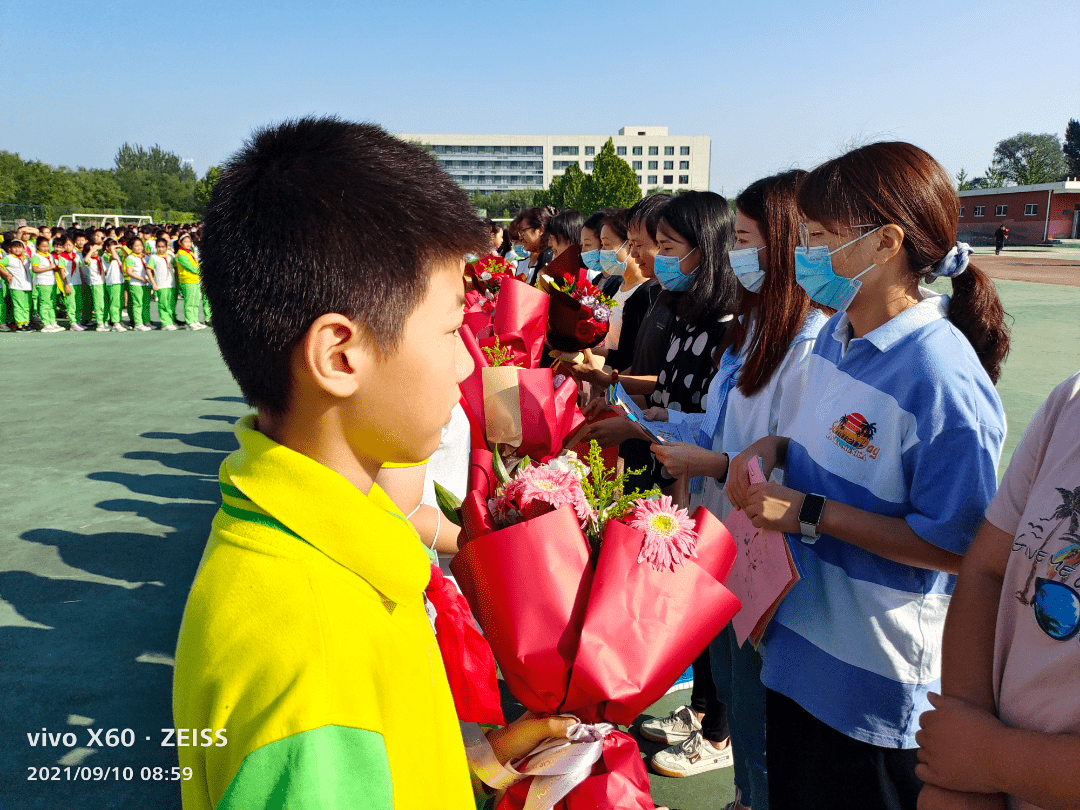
579;210;609;283
609;191;738;782
642;191;740;486
646;170;827;807
726;142;1010;810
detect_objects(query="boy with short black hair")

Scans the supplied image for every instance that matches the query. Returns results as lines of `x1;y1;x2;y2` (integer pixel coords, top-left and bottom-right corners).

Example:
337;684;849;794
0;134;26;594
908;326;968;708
173;117;564;810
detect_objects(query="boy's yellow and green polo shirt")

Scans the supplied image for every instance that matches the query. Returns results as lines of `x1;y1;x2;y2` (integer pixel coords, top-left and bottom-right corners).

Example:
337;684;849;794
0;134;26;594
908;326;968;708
173;415;474;810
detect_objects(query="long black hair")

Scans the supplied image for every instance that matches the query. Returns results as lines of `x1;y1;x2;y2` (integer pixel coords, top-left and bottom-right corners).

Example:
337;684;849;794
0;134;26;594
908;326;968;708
656;190;738;326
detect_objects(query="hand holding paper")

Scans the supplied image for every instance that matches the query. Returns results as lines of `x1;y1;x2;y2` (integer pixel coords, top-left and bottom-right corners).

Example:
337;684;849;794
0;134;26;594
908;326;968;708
723;456;801;648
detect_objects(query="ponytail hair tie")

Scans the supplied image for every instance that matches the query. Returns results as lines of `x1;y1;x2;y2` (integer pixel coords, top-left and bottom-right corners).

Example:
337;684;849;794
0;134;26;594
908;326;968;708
928;241;972;281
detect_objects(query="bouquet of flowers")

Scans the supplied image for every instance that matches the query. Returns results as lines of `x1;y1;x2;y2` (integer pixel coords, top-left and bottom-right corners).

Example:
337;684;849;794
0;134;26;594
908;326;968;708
449;443;742;809
539;270;615;352
458;278;586;461
467;254;522;297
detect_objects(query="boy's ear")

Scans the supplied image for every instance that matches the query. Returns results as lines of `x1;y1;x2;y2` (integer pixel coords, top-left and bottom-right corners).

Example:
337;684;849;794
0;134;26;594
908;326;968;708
299;313;374;400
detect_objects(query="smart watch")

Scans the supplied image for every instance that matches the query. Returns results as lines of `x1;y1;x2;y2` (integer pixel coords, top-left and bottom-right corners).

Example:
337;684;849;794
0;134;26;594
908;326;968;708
798;494;827;542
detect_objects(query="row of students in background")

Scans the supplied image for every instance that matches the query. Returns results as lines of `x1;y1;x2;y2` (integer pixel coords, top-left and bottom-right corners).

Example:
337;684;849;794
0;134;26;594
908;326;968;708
0;225;209;332
461;143;1074;810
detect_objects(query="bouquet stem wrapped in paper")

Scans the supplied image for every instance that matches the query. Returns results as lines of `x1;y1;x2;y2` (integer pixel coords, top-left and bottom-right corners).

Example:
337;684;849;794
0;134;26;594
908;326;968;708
451;447;741;809
458;278;585;462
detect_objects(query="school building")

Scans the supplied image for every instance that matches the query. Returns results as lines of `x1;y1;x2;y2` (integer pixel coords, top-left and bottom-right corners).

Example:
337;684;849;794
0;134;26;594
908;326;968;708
958;179;1080;244
397;126;711;196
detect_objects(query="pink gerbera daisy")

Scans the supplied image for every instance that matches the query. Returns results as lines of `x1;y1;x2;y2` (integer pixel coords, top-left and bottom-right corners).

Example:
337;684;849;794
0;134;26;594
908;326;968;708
627;495;698;572
503;466;593;525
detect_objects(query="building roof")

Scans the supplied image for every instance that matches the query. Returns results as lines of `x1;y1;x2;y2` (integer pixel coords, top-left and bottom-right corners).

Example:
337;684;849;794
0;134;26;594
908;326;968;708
959;179;1080;197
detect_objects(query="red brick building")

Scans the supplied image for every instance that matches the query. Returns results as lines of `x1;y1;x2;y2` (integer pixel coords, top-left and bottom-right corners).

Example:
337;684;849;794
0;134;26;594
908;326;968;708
958;180;1080;244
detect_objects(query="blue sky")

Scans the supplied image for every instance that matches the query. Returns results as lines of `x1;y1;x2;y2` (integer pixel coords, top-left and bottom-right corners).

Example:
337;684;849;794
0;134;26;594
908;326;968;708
2;0;1077;195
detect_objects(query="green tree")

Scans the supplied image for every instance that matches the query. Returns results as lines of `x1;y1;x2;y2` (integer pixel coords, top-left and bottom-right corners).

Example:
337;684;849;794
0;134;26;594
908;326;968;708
193;165;222;214
579;139;641;214
114;142;197;182
114;143;196;213
545;162;589;212
467;189;538;219
1064;119;1080;178
68;169;126;210
955;168;973;191
991;132;1069;185
971;160;1008;189
0;151;21;202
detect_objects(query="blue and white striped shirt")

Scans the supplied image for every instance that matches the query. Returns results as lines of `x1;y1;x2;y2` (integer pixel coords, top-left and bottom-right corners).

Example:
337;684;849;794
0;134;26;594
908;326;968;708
761;291;1005;747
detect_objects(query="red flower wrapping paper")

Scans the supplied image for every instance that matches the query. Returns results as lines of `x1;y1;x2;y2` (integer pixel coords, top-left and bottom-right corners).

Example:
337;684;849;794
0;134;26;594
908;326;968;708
424;564;505;726
450;450;742;809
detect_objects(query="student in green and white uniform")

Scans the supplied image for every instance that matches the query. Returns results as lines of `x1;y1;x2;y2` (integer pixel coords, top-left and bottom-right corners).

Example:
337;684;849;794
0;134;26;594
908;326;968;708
2;240;32;329
27;236;40;317
103;239;127;332
174;233;208;329
74;233;93;326
82;242;108;330
123;237;157;331
31;237;62;332
148;237;177;330
55;235;86;331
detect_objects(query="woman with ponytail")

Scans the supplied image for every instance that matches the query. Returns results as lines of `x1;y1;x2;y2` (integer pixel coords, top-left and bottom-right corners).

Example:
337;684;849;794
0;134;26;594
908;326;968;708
726;142;1009;810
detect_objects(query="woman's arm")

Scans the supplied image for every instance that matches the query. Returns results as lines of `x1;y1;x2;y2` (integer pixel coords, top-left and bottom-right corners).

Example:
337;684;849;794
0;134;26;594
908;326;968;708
740;483;964;573
375;463;459;554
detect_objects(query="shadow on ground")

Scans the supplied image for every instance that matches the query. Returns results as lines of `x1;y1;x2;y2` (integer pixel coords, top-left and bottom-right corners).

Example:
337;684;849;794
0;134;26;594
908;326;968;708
0;416;239;810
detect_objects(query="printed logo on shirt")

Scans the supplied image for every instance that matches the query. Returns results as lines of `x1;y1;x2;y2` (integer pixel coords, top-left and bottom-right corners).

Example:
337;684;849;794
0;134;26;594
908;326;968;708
828;412;881;460
1013;483;1080;643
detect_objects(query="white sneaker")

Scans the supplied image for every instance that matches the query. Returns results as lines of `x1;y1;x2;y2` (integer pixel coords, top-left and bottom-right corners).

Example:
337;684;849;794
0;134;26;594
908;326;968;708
42;324;64;333
191;322;207;330
70;323;87;331
640;705;703;744
162;324;178;331
135;324;152;332
0;324;11;332
650;730;733;778
96;325;110;332
112;323;128;332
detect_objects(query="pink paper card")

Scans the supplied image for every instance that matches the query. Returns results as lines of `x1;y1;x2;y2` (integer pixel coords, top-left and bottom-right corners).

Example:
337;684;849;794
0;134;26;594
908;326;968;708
724;457;800;648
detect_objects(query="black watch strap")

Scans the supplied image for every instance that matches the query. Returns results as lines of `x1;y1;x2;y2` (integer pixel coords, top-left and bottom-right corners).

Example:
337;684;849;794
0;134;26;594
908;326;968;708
799;494;826;540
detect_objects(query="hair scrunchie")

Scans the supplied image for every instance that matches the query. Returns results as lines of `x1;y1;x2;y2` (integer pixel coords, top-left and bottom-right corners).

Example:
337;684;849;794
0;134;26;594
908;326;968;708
928;241;973;281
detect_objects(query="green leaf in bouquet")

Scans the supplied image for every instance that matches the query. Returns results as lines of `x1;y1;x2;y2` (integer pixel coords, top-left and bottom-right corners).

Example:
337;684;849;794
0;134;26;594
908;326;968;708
492;450;511;485
433;480;463;527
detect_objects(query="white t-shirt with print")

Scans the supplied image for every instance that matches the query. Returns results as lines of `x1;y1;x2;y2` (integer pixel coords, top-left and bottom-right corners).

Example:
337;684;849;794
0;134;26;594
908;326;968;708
986;370;1080;810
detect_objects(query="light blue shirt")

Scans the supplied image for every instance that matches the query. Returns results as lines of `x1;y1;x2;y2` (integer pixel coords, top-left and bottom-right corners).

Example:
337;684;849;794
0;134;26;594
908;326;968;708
761;291;1005;747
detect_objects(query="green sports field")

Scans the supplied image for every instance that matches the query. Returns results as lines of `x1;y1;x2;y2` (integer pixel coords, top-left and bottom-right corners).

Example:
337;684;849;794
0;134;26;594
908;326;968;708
1;278;1077;809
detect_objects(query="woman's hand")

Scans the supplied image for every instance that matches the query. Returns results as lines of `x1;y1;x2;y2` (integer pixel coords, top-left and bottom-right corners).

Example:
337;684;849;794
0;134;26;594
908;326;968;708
726;436;784;510
582;396;612;420
584;416;645;447
485;713;577;766
641;406;668;422
743;481;802;533
651;442;727;481
570;361;610;388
